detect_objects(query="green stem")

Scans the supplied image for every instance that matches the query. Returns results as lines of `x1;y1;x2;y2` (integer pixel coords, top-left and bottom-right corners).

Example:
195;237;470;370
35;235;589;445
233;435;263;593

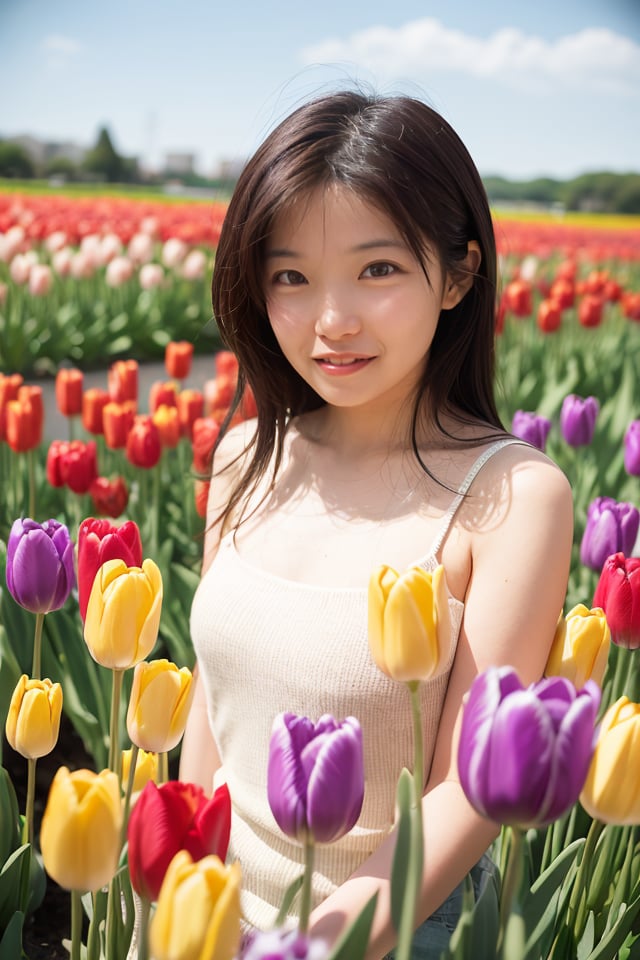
151;458;161;556
299;836;315;934
121;744;139;849
137;896;152;960
71;889;83;960
27;448;36;519
32;611;44;680
395;682;426;960
158;751;169;785
108;669;124;776
567;817;605;937
24;757;36;846
497;826;524;953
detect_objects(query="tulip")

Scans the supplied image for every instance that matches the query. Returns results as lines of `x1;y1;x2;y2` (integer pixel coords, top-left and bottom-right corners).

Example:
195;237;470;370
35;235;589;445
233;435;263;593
578;293;604;328
181;249;207;280
82;387;110;435
128;780;231;902
267;712;364;844
150;851;241;960
103;400;135;449
5;394;43;452
55;368;83;417
580;496;639;572
105;255;134;286
126;414;162;469
368;563;451;683
139;262;165;289
127;659;194;753
153;404;181;448
593;552;640;649
550;277;575;310
458;666;600;828
624;420;640;476
192;417;220;475
6;517;75;614
161;238;187;268
149;380;178;413
580;696;640;824
560;394;599;447
177;389;204;439
165;340;194;380
40;766;122;891
28;263;52;296
239;929;329;960
77;517;143;621
511;410;552;452
537;299;562;333
90;476;129;518
215;351;239;379
545;604;611;688
84;557;163;670
5;674;63;760
59;439;98;494
194;479;210;518
504;279;533;317
122;747;158;794
0;372;24;441
46;439;68;487
108;359;139;404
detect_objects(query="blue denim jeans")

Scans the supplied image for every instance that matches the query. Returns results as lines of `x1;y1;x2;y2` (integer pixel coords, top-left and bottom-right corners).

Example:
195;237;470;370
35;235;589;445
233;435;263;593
383;853;499;959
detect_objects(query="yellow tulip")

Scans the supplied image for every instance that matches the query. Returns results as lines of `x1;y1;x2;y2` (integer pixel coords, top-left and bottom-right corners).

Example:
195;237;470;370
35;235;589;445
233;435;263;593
84;558;163;670
5;675;62;760
368;563;451;683
545;604;611;688
150;851;241;960
126;659;194;753
121;747;158;794
581;697;640;824
40;766;123;891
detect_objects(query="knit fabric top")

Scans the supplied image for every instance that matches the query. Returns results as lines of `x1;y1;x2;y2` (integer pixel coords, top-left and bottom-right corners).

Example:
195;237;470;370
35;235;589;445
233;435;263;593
190;438;520;930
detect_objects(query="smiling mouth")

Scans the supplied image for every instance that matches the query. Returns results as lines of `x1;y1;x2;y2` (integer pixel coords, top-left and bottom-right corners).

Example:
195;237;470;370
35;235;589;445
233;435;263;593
314;356;373;366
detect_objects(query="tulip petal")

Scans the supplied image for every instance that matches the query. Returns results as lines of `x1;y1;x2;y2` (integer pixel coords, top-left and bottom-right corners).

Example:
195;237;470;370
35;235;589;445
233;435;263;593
306;717;364;843
267;713;315;840
192;783;232;862
367;566;398;675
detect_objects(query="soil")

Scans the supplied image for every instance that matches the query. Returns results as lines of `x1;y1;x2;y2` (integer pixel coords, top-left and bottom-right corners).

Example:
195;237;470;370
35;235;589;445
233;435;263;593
3;716;94;959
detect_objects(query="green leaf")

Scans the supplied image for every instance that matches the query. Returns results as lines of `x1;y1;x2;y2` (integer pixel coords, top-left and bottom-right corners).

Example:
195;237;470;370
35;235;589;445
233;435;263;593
0;910;24;960
585;890;640;960
577;911;596;959
274;874;304;927
522;837;585;956
327;892;378;960
390;768;413;932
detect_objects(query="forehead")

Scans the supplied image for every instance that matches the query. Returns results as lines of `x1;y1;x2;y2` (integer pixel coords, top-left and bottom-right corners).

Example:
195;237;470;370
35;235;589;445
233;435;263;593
268;183;402;244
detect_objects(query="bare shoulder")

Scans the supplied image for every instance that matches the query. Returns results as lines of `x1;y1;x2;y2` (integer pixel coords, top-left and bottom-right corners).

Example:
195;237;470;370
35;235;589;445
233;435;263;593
211;417;258;479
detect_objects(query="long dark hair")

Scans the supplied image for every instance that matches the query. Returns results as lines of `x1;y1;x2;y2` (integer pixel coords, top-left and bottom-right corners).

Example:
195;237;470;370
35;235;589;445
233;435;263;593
211;90;503;528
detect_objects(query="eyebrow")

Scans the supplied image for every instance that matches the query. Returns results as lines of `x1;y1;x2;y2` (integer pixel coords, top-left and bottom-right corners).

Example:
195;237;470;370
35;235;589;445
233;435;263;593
265;238;407;259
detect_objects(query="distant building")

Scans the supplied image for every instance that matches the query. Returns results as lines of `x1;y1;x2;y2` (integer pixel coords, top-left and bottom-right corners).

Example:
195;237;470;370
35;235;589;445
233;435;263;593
164;152;196;175
215;157;246;180
2;134;86;167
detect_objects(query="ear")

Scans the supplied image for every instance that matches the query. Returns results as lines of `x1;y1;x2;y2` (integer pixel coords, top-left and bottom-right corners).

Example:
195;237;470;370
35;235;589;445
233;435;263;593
441;241;482;310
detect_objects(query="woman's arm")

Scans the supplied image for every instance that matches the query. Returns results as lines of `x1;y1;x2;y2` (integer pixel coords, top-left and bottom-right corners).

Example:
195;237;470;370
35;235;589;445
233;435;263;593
309;449;574;958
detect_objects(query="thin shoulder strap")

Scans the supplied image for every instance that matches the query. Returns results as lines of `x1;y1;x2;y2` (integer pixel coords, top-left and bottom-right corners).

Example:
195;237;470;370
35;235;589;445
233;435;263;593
427;438;525;558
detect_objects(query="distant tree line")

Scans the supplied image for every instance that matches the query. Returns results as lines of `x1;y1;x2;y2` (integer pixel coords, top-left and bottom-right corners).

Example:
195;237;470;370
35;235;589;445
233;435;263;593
1;126;639;213
483;173;640;214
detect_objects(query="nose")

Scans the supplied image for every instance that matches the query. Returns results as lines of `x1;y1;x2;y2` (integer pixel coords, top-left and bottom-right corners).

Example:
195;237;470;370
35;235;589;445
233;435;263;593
314;289;361;339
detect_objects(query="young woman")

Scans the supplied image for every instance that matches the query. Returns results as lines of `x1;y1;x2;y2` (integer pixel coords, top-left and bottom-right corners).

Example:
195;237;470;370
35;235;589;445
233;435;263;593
180;90;573;959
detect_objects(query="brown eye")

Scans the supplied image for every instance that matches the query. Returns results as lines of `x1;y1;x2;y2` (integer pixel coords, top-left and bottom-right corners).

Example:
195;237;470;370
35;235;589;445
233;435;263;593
274;269;307;285
362;262;396;278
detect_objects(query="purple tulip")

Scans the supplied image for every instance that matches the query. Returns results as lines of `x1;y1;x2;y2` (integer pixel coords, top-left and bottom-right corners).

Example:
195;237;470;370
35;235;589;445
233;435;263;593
560;394;599;447
625;420;640;476
580;496;640;572
458;666;600;828
511;411;552;452
267;713;364;844
6;518;75;614
239;928;329;959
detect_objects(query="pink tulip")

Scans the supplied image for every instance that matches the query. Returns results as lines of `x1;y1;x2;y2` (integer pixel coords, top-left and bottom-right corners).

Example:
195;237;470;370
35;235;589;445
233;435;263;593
71;251;96;279
105;256;134;287
52;248;73;276
161;238;187;268
139;263;165;290
10;254;32;285
100;233;123;264
45;231;68;253
181;249;207;280
29;264;53;297
128;233;154;265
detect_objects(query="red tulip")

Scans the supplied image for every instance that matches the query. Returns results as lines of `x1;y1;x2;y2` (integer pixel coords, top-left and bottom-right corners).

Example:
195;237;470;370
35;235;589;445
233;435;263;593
103;401;135;450
127;780;231;902
152;404;180;448
82;388;110;435
77;517;143;621
578;294;604;329
126;415;162;468
549;277;575;310
108;359;139;404
46;440;68;487
149;381;177;414
177;389;204;439
194;479;210;518
61;440;98;494
55;368;84;417
89;477;129;518
6;392;43;452
165;340;194;380
593;552;640;649
214;350;239;378
537;299;562;334
0;373;24;441
191;417;220;475
504;279;533;318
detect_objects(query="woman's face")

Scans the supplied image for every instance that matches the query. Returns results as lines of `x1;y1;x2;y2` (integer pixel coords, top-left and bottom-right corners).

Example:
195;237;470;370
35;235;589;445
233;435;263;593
263;185;463;419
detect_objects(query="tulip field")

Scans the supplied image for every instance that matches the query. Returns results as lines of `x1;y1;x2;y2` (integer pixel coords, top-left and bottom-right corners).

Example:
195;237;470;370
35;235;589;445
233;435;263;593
0;186;639;958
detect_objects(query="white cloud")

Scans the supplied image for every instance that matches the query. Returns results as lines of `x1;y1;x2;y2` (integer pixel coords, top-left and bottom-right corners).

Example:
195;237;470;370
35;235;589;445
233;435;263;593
300;20;640;95
42;34;82;55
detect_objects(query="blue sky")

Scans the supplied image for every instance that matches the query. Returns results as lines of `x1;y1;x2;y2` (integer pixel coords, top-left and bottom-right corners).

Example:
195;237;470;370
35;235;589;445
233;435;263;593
1;0;638;180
